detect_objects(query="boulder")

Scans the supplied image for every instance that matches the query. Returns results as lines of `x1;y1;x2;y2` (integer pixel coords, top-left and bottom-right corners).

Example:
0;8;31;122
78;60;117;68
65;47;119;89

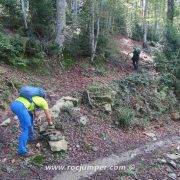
168;173;177;180
49;139;68;152
104;104;112;113
61;101;74;111
0;118;11;126
144;132;157;141
166;153;180;160
39;123;48;133
48;131;65;141
50;97;78;118
61;96;79;106
78;116;89;126
85;83;116;111
171;112;180;121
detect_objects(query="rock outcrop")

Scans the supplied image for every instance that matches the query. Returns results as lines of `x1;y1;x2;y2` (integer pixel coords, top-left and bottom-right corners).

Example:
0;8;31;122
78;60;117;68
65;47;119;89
84;83;116;113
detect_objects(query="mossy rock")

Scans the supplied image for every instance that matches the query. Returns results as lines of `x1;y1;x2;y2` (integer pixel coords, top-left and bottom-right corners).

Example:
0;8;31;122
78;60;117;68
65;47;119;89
86;83;116;107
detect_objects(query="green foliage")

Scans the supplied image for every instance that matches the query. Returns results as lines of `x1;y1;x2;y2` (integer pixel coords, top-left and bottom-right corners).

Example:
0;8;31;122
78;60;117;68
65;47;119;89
64;32;90;58
10;56;28;68
25;39;43;57
112;72;178;128
0;31;44;68
158;73;176;88
97;32;118;59
154;51;179;76
0;32;17;62
30;154;45;167
45;42;59;56
117;72;153;89
114;107;134;127
61;54;76;69
165;25;180;53
29;0;56;38
147;28;159;42
0;0;22;29
131;23;143;41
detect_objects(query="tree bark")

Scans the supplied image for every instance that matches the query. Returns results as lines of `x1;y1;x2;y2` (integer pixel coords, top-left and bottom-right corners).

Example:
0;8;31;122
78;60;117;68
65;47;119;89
167;0;174;26
71;0;78;26
166;0;175;45
142;0;148;49
55;0;66;48
90;0;101;63
90;0;95;62
20;0;29;29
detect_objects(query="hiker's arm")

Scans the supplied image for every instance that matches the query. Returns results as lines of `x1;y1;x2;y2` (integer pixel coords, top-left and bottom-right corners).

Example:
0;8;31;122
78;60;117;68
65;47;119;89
44;109;53;125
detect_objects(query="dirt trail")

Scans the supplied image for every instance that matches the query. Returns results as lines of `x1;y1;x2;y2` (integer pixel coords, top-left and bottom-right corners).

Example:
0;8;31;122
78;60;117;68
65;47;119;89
115;35;152;63
54;135;180;180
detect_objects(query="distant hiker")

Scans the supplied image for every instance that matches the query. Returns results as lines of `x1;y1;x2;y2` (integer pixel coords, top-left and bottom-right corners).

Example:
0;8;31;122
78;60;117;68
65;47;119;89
132;47;141;70
10;86;53;156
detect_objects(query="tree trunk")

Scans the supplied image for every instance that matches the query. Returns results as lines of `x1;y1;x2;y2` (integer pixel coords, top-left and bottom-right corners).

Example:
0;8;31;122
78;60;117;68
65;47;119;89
167;0;174;26
154;3;158;36
55;0;66;48
90;0;101;62
166;0;175;46
20;0;29;29
142;0;148;49
72;0;78;25
90;0;95;62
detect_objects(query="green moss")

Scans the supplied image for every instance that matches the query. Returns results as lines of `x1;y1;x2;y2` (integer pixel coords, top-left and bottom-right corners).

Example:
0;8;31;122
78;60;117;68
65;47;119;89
30;154;45;167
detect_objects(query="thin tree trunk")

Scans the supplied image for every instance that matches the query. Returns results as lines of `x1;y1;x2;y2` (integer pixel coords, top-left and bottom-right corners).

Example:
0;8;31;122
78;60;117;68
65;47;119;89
90;0;101;63
92;17;100;62
55;0;66;48
72;0;78;25
108;12;112;31
154;3;158;36
20;0;29;29
166;0;175;46
142;0;148;49
90;0;95;62
167;0;174;26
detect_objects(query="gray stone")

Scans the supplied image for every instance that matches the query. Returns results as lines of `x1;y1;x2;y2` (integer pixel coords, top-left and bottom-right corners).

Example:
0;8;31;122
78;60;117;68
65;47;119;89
167;173;177;180
104;104;112;113
166;153;180;160
76;144;80;149
168;160;177;169
0;118;11;126
144;132;157;140
49;139;68;152
61;96;79;106
49;132;65;141
50;97;77;118
171;112;180;121
92;146;99;152
157;158;166;164
61;101;74;111
79;116;89;126
166;166;173;173
39;123;48;133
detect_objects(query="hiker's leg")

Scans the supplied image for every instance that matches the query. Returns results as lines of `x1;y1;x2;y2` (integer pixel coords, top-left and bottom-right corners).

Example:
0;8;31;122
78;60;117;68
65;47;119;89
132;59;136;70
28;112;34;141
10;101;32;155
135;60;139;70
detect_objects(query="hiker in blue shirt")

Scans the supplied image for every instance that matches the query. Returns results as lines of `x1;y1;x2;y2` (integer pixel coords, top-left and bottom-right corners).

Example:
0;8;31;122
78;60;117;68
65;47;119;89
10;86;53;156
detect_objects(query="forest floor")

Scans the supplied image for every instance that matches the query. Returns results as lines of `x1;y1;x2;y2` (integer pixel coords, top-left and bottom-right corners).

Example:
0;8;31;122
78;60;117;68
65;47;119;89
0;35;179;180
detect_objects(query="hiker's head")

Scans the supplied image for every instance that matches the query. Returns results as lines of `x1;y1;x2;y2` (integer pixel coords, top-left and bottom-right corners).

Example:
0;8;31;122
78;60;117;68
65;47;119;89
133;47;141;54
